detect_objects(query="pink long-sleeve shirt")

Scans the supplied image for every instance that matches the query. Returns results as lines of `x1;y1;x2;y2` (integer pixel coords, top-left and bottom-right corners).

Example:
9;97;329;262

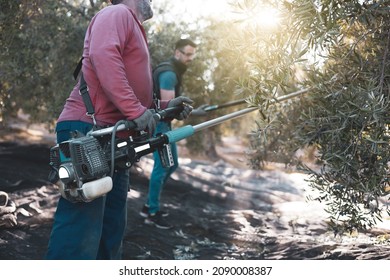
58;4;154;127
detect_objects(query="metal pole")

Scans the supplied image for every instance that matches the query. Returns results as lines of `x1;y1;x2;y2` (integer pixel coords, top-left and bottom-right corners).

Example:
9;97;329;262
194;107;257;132
193;88;310;132
203;98;247;111
202;88;310;112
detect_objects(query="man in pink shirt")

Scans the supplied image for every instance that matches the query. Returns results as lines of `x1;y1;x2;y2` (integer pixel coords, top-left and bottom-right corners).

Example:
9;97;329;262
46;0;192;259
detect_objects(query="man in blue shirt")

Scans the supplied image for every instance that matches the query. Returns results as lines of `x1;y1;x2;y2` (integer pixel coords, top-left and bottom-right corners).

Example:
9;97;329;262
140;39;206;229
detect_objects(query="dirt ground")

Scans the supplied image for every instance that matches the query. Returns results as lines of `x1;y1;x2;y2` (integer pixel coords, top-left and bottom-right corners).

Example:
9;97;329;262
1;122;390;260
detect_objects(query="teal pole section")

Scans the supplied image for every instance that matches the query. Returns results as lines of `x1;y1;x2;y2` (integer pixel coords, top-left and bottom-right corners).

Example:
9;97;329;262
165;125;195;144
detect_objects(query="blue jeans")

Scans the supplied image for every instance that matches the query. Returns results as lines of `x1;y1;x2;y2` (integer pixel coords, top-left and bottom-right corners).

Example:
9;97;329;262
45;121;129;260
147;121;178;214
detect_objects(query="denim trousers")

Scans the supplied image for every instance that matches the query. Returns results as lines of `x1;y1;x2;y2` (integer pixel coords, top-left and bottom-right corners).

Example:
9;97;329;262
45;121;129;260
147;121;178;214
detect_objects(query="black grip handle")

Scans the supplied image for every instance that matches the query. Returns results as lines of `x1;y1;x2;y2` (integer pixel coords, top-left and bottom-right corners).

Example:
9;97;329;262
154;106;184;120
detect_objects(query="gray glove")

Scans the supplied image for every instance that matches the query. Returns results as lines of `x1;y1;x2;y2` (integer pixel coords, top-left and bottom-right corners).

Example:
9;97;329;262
133;109;156;136
191;104;209;116
167;96;194;120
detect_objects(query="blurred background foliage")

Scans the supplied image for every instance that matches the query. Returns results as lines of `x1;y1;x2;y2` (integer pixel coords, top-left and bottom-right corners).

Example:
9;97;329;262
1;0;390;232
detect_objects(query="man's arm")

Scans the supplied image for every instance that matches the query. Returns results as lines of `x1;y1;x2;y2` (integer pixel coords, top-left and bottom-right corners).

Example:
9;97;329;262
158;71;177;101
158;71;193;119
160;89;175;101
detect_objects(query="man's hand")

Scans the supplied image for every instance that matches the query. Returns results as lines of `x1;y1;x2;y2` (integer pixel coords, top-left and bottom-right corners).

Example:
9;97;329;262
167;96;194;120
133;109;157;136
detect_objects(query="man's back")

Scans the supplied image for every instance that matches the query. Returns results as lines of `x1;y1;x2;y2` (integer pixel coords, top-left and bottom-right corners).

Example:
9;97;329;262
59;4;153;127
152;58;186;100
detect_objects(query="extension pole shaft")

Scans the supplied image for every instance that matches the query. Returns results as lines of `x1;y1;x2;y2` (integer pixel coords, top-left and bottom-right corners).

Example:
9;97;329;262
203;87;310;112
193;107;256;132
203;99;247;111
195;88;310;132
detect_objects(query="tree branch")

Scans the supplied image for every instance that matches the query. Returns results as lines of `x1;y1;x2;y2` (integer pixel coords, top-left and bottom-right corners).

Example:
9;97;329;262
379;31;390;95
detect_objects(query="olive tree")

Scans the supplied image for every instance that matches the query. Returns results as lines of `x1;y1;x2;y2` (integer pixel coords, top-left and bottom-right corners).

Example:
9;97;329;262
229;0;390;232
0;0;105;128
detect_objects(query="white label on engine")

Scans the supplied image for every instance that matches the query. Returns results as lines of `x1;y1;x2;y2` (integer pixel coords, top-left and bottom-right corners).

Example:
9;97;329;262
117;141;127;148
134;144;151;153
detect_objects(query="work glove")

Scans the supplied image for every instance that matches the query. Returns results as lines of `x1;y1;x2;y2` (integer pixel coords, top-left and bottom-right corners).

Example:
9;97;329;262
167;96;194;120
191;104;209;116
133;109;157;136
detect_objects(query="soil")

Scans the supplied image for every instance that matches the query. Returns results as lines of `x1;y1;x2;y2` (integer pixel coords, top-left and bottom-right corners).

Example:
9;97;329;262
1;119;390;260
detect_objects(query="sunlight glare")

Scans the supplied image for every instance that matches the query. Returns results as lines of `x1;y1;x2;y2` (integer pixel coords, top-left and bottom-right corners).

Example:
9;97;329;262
162;0;281;29
246;6;281;29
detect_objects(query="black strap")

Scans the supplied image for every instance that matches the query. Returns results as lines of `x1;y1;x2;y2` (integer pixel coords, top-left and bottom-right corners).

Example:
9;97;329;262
73;57;83;80
152;62;174;99
79;73;95;117
73;57;97;124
